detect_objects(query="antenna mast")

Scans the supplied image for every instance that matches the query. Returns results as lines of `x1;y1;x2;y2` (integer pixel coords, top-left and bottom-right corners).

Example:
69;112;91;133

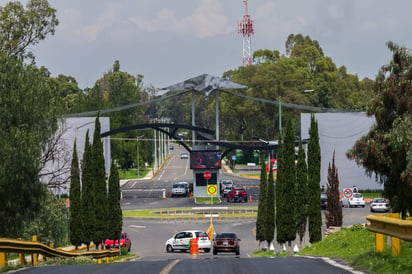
238;0;254;66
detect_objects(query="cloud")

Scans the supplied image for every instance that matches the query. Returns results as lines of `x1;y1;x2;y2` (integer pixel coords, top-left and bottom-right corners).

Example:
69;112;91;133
56;3;124;43
129;0;232;38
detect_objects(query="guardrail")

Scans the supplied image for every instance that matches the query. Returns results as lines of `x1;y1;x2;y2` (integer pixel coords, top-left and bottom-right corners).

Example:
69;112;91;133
366;213;412;256
0;236;120;269
158;207;257;224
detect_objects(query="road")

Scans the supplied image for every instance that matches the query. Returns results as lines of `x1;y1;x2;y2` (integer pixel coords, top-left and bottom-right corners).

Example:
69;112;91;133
19;146;374;273
19;257;358;274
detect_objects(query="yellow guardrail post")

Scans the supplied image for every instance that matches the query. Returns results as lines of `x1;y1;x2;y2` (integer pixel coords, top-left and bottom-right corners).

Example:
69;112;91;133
0;252;7;269
375;233;384;252
19;252;25;265
387;213;401;256
31;235;38;267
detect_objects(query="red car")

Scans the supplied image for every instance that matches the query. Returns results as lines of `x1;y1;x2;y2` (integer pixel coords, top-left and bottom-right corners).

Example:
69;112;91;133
213;232;240;255
226;188;248;203
104;232;132;251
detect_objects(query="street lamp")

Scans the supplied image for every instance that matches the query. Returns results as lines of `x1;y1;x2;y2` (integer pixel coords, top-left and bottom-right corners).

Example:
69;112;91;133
278;89;314;135
136;135;144;177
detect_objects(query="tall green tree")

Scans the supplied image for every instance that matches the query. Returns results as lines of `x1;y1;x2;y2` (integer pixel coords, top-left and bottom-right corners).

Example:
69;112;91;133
0;0;58;61
256;153;268;248
81;131;94;249
0;54;61;237
307;114;322;243
22;185;67;247
325;151;343;228
347;42;412;218
296;140;308;246
107;161;123;241
264;159;275;247
91;114;109;248
276;118;296;251
86;61;147;169
69;139;83;248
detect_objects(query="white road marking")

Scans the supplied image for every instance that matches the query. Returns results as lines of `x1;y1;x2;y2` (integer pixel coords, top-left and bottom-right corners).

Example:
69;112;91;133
130;225;146;229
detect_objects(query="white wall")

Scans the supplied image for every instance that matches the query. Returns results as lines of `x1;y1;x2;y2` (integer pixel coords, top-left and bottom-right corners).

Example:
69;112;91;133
301;112;381;190
41;117;111;195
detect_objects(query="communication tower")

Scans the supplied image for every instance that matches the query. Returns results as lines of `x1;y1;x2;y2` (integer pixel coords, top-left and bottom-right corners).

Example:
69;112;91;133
238;0;254;66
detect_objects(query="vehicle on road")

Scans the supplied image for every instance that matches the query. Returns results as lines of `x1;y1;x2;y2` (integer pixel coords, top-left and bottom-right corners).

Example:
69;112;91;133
220;179;235;197
104;232;132;251
171;182;189;197
165;230;211;253
227;188;248;203
321;193;327;210
213;232;240;255
370;198;390;212
342;193;365;208
180;152;188;159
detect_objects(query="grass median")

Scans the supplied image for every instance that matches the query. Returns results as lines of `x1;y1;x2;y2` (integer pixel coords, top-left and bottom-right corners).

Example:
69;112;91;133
252;224;412;274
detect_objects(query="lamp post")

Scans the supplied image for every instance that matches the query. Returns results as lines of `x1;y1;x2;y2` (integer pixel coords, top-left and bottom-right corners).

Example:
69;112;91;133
136;135;144;177
278;89;314;135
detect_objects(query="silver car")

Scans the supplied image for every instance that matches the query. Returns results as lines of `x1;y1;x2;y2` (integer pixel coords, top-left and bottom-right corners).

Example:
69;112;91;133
220;180;235;196
370;198;390;212
171;182;189;197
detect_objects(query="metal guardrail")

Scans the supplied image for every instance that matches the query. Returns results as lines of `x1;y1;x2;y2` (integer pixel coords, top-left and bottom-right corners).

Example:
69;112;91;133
366;214;412;241
366;214;412;256
0;237;120;268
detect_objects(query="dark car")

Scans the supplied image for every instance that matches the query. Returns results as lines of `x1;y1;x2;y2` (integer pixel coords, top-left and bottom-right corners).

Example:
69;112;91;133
321;193;327;210
227;188;247;203
213;232;240;255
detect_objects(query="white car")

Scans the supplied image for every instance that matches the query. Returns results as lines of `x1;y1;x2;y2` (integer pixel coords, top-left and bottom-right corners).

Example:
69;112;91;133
165;230;211;253
342;193;365;208
370;198;390;212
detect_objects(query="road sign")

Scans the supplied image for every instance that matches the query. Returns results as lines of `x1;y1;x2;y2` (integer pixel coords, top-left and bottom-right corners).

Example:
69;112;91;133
207;184;217;195
343;188;353;199
203;171;212;180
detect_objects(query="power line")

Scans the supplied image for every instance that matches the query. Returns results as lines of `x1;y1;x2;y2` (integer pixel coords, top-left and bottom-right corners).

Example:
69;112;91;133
65;90;190;117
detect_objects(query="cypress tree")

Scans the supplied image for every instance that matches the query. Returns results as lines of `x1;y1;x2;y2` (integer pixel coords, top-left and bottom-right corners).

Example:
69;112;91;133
91;114;109;248
69;139;82;249
296;140;308;247
255;153;267;249
81;131;94;250
307;114;322;243
325;151;343;228
107;161;123;241
264;158;275;247
276;118;296;251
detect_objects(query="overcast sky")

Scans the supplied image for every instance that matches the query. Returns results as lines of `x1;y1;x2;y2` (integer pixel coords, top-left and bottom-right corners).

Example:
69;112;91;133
29;0;412;90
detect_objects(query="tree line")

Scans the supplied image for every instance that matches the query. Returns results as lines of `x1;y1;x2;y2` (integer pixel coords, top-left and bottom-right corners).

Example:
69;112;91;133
69;115;122;250
256;115;344;250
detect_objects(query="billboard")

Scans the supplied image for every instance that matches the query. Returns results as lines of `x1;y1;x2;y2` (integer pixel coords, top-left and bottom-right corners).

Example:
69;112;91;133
190;150;222;169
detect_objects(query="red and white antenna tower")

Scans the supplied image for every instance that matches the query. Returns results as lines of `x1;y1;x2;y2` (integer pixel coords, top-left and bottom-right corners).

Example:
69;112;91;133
238;0;254;66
